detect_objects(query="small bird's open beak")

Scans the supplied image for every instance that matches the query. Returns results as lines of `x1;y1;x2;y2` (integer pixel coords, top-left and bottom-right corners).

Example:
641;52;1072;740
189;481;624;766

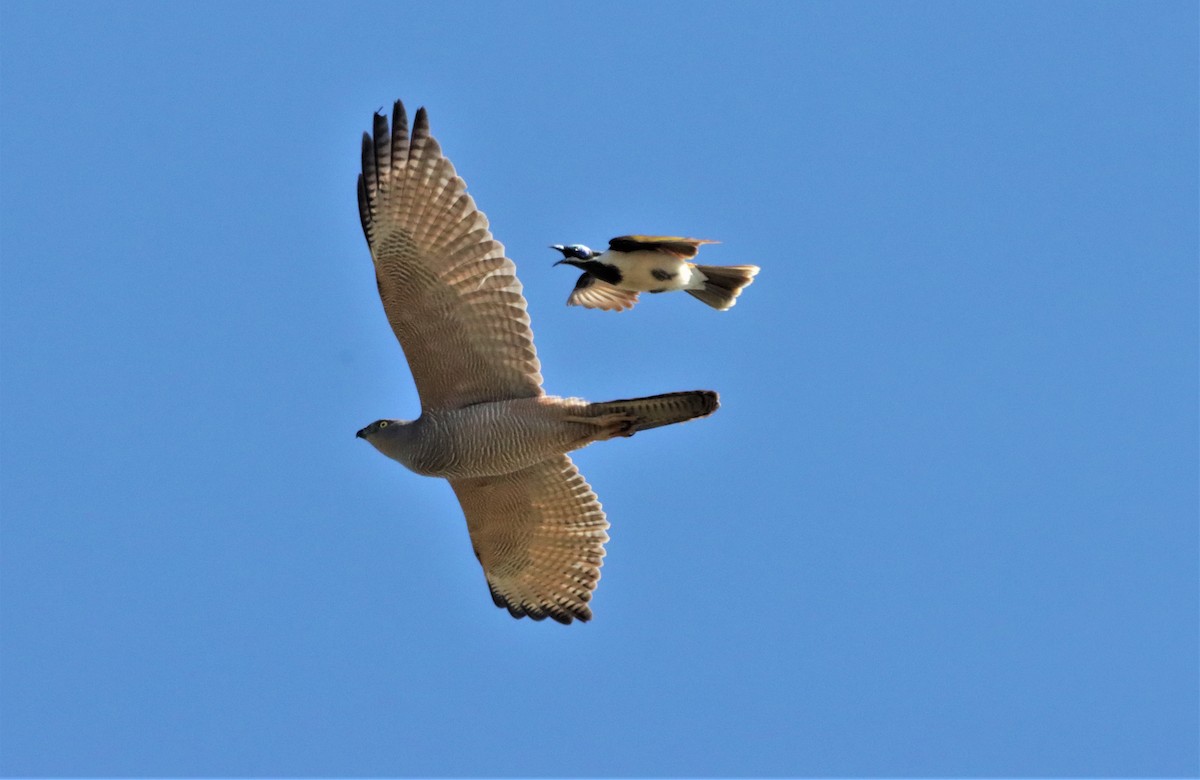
553;259;566;266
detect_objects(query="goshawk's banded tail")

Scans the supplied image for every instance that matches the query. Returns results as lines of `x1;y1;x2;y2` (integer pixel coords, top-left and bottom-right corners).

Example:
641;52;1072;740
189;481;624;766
587;390;719;435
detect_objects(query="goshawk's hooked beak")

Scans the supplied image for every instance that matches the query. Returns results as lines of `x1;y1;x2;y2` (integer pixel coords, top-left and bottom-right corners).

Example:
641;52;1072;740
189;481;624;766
355;426;368;439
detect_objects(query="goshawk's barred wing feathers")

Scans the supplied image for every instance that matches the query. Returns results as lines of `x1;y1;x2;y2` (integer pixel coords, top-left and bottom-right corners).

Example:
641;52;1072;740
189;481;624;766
450;455;609;623
357;102;543;410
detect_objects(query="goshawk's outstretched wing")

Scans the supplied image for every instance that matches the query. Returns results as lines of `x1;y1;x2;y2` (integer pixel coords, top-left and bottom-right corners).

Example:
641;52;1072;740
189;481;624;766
358;101;543;410
449;455;609;623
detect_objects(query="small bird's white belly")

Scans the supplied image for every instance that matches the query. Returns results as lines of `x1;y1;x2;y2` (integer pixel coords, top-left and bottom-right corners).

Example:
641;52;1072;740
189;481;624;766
602;251;703;292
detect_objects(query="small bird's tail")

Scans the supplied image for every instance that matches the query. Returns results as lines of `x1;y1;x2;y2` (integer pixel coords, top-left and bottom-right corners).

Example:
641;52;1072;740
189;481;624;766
687;264;761;310
587;391;719;436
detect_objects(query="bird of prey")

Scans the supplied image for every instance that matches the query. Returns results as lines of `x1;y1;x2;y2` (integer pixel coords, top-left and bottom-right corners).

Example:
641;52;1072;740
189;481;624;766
354;101;719;623
552;236;760;312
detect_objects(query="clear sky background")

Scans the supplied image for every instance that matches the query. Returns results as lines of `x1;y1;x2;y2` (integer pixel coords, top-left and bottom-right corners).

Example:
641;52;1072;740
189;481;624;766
1;2;1196;776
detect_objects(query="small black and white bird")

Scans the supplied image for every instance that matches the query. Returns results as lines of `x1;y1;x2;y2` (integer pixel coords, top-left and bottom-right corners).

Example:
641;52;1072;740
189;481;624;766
552;235;760;312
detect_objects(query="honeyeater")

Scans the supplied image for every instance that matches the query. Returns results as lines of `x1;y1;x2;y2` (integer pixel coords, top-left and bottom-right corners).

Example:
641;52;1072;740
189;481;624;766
552;235;760;312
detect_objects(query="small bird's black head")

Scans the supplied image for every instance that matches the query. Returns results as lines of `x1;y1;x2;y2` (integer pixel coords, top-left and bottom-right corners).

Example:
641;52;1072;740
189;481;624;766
551;244;597;265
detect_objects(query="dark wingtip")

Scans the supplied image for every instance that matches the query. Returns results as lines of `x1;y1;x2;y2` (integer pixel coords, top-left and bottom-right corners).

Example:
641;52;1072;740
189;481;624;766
488;583;589;625
412;106;430;139
392;99;408;132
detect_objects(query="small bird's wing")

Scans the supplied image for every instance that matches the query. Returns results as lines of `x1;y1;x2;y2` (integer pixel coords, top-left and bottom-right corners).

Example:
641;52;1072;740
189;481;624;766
450;455;609;623
608;235;719;258
566;272;640;312
358;101;543;411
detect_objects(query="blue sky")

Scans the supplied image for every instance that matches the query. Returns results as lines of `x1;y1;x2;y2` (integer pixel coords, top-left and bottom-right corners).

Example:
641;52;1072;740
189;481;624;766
1;1;1196;776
